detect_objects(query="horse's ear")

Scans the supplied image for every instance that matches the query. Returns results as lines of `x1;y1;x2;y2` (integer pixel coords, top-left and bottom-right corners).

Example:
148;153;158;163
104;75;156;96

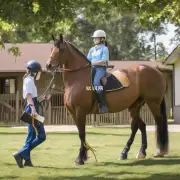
59;34;63;42
52;34;55;41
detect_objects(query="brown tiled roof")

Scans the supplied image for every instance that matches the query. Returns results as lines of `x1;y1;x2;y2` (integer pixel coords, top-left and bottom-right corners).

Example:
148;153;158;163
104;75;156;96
0;43;53;72
0;43;169;72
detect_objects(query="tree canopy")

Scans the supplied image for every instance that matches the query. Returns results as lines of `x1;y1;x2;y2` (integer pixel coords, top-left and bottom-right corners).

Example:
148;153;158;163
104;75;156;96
0;0;179;60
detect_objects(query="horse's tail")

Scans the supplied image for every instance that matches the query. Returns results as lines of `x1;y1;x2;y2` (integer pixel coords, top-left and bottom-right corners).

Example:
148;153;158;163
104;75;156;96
158;97;169;153
157;67;169;153
157;67;168;94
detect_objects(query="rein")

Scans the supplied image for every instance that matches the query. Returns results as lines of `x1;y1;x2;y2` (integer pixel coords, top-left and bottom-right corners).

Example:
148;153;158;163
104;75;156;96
49;40;91;73
47;40;100;162
40;61;90;105
38;61;90;114
37;66;60;114
58;63;90;72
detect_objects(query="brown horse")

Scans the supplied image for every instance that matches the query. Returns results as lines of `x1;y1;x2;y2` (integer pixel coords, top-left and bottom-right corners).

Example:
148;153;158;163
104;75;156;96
46;34;169;165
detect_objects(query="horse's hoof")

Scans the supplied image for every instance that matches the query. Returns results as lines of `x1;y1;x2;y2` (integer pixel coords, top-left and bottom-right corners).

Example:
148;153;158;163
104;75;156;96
120;153;127;160
136;151;146;159
83;157;88;161
153;149;166;158
153;152;164;158
75;160;84;165
83;152;88;161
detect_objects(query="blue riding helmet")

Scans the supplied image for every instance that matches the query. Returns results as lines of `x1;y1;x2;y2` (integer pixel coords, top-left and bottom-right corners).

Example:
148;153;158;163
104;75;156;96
26;60;42;72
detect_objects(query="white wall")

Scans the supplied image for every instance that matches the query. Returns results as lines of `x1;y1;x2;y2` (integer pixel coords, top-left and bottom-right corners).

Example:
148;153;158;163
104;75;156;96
175;60;180;106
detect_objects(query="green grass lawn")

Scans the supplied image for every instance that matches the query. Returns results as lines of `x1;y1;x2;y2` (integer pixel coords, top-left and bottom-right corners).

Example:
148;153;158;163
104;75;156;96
0;127;180;180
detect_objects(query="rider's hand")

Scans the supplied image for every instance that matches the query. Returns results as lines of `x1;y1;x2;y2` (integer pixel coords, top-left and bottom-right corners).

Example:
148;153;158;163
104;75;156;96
91;62;96;66
91;61;105;66
31;106;37;117
46;94;51;100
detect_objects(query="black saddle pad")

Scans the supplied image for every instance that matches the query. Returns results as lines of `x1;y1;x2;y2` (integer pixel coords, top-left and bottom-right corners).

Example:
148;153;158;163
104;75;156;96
103;74;124;91
91;69;124;92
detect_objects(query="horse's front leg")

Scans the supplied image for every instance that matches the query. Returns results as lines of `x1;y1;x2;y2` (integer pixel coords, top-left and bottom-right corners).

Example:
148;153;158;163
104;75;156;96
74;108;87;165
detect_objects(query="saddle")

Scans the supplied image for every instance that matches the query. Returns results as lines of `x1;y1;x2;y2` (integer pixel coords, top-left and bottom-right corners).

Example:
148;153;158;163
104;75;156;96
92;65;130;92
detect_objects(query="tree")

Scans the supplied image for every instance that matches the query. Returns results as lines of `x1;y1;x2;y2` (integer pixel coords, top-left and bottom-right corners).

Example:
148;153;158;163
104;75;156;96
68;9;166;60
104;0;180;26
156;42;169;62
170;27;180;47
0;0;176;58
1;0;179;41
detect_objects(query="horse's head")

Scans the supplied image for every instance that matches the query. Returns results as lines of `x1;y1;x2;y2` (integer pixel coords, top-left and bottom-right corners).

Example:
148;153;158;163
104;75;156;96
46;34;67;71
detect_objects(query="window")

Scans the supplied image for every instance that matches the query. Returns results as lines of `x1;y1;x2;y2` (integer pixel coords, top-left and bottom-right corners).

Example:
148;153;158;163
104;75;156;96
0;78;16;94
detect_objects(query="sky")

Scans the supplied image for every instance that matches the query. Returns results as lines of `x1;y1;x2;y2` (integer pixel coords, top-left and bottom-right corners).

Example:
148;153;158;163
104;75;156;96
138;23;178;55
153;23;178;54
156;24;177;53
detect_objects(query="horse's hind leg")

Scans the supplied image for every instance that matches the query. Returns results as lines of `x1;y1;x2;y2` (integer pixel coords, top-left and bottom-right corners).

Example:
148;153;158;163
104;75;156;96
120;117;138;160
136;117;147;159
120;98;146;160
146;99;169;158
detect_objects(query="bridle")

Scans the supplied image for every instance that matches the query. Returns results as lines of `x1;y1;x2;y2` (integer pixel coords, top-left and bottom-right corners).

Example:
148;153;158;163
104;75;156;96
38;40;91;114
49;40;91;73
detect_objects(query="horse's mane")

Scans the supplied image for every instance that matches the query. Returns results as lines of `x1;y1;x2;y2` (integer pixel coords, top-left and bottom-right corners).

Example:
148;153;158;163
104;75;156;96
66;41;90;63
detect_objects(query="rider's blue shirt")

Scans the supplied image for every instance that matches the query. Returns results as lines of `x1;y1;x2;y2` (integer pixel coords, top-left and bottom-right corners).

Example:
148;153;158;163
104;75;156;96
87;44;109;66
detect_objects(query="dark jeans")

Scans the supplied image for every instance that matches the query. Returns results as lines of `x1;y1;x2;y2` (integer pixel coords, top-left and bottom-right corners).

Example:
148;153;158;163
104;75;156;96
18;98;46;160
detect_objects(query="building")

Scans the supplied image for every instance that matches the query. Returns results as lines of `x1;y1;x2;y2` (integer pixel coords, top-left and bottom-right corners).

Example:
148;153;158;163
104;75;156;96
0;43;173;126
163;44;180;124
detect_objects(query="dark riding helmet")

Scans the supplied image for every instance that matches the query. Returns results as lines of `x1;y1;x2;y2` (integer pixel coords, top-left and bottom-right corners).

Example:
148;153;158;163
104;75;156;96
26;60;42;73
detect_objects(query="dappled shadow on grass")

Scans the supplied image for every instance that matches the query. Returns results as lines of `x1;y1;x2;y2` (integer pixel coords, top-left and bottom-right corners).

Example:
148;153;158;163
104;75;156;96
38;174;120;180
2;160;180;180
122;173;180;180
95;157;180;167
4;162;72;168
0;176;18;180
37;172;180;180
35;165;76;170
3;162;85;171
3;162;18;166
129;158;180;166
1;172;180;180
